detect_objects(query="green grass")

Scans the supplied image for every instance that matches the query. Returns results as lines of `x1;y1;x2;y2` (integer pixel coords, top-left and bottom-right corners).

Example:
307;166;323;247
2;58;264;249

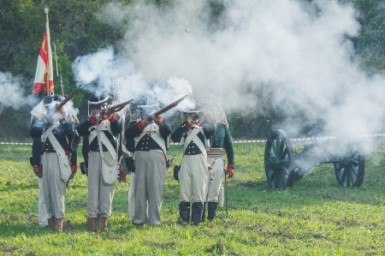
1;143;385;255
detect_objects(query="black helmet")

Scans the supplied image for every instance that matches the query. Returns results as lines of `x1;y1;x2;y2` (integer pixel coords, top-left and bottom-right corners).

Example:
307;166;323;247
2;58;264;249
87;92;110;117
183;105;203;120
134;95;159;117
88;94;110;108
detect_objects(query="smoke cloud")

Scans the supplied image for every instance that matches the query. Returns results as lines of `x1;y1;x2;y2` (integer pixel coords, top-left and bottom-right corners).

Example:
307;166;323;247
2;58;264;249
72;0;385;150
0;72;27;113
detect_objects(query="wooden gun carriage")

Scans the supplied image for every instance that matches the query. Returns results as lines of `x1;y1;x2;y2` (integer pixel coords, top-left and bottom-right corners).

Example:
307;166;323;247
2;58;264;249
264;129;365;189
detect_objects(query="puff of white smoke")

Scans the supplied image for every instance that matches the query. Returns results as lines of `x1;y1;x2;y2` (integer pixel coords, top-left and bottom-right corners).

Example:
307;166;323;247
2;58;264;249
72;46;152;101
72;46;195;115
77;0;385;144
0;72;26;112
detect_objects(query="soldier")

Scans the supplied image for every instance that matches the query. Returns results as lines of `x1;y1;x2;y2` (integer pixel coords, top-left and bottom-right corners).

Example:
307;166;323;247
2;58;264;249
125;98;171;226
115;106;136;220
123;121;136;221
77;93;122;231
171;106;215;226
124;138;136;221
30;95;78;232
204;107;234;221
30;127;48;228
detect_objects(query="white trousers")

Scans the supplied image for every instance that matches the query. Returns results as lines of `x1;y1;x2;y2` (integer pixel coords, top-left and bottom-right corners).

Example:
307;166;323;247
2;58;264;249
42;152;67;219
206;155;225;202
179;154;209;203
88;151;115;218
133;150;167;225
37;177;48;227
128;172;135;220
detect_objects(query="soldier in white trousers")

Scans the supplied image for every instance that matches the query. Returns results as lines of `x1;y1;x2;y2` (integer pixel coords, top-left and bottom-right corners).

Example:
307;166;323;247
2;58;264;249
204;107;234;221
30;136;48;228
30;95;78;232
77;94;122;231
123;137;136;221
125;99;171;226
117;107;136;221
171;107;215;226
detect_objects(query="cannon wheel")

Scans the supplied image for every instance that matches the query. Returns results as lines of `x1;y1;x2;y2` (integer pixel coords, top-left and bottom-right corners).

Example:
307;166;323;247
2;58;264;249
334;154;365;187
264;129;295;189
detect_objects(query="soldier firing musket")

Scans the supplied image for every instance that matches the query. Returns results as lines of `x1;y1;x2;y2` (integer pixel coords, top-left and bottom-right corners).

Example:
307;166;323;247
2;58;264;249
100;99;133;118
55;85;83;110
30;94;78;232
77;92;124;232
147;94;190;122
30;85;82;123
170;101;216;226
125;94;180;226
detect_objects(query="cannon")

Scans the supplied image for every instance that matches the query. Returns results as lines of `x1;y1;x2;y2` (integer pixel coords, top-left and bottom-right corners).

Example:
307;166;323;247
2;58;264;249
264;129;365;189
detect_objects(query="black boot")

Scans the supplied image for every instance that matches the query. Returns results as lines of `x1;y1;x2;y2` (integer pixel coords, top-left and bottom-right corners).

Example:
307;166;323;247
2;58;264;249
191;202;204;226
178;202;190;224
208;202;218;221
200;203;206;222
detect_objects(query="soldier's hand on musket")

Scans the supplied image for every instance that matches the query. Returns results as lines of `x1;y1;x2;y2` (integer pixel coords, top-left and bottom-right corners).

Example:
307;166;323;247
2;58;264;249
226;163;234;178
182;116;193;130
57;105;65;117
89;116;98;126
154;115;163;125
137;116;149;130
108;113;117;123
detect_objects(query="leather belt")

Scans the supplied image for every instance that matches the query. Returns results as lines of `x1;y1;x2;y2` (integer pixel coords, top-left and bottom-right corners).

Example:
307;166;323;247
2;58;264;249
207;148;225;156
43;149;56;153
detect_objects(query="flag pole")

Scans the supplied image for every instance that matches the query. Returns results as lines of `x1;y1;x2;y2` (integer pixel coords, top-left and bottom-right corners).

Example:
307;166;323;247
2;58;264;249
54;43;65;96
44;6;54;96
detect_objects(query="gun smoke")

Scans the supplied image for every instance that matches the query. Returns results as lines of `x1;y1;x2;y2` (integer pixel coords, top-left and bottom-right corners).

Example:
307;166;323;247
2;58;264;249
0;72;29;113
71;0;385;154
72;47;194;114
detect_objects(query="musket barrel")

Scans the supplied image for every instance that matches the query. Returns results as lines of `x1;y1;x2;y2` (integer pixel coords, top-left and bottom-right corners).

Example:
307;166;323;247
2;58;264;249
103;99;133;115
152;94;190;117
56;85;82;109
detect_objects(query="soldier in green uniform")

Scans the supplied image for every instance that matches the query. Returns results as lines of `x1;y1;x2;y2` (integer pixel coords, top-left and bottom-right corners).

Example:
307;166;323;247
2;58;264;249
171;106;215;226
204;107;234;221
77;94;122;231
30;95;78;232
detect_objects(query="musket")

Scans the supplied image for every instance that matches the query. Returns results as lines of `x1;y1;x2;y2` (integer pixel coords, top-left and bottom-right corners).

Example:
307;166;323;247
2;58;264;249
224;160;229;218
151;94;190;117
101;99;133;116
56;85;83;109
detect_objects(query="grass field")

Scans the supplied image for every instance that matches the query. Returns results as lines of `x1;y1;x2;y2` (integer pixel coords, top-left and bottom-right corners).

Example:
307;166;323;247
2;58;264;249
1;142;385;255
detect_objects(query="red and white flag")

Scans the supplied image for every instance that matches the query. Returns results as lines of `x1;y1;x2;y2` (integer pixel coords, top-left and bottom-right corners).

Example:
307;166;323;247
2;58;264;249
32;8;54;96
